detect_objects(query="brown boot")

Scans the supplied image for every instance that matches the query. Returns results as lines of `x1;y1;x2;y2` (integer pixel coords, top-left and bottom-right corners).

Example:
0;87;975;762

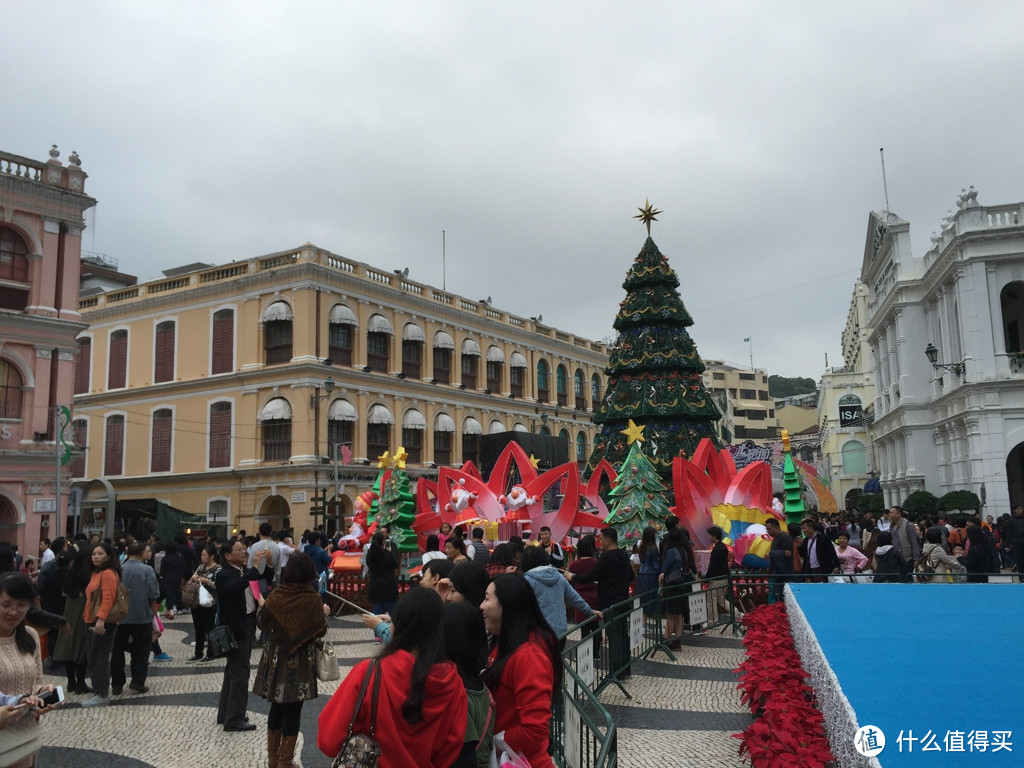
267;729;282;768
278;734;298;768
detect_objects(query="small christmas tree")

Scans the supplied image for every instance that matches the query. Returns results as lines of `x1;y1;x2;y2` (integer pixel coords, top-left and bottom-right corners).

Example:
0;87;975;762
781;431;806;526
375;448;418;552
604;421;672;541
588;201;721;484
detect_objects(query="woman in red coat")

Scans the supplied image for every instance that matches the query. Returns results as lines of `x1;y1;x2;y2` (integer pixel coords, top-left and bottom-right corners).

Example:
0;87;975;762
480;573;562;768
317;587;466;768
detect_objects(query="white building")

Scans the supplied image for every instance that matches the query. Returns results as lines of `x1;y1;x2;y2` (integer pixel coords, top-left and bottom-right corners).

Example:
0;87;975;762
862;188;1024;512
818;282;876;510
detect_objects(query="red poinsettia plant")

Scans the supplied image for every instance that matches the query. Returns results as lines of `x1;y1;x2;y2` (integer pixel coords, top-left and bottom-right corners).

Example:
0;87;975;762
732;603;836;768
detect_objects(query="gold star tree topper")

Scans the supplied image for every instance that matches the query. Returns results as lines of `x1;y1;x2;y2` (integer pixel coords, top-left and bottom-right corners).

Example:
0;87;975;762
620;419;646;445
376;450;391;468
634;198;662;236
392;446;409;469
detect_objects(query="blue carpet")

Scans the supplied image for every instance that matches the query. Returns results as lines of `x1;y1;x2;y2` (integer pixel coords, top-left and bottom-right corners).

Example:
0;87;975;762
790;584;1021;766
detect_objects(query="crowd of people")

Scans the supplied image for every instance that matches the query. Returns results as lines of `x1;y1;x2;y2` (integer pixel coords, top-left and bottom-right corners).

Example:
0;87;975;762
761;503;1024;592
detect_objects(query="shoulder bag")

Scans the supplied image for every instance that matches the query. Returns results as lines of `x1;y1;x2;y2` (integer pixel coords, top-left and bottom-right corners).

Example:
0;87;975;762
316;639;341;682
206;624;239;658
88;575;131;625
331;659;382;768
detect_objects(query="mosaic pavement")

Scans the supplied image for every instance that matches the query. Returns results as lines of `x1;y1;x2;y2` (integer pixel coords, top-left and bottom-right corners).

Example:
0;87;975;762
36;614;750;767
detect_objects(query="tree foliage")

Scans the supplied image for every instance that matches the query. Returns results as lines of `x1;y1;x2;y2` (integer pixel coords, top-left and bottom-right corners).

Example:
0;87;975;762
901;490;939;519
768;376;817;399
857;493;885;514
938;490;982;514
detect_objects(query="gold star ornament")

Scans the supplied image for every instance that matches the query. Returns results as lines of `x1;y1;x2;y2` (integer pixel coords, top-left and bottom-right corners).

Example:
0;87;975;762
393;446;409;469
529;454;541;469
620;419;646;444
376;450;391;469
633;198;662;236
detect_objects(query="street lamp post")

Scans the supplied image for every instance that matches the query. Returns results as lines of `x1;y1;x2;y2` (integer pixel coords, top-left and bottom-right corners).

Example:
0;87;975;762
309;376;335;529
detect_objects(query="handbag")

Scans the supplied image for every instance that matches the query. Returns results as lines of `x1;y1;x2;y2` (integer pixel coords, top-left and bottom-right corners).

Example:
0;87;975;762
180;579;200;608
316;639;341;682
206;624;239;658
331;659;382;768
198;584;215;608
88;577;131;625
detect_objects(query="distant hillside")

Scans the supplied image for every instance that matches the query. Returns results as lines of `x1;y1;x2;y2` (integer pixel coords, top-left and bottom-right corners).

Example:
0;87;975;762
768;375;817;399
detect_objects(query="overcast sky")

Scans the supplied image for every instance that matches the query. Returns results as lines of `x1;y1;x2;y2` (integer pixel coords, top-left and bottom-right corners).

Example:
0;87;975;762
7;2;1024;378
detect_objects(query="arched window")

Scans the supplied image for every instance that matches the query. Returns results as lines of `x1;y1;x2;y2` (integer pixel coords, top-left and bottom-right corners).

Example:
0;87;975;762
104;414;125;476
461;337;480;389
510;352;527;398
433;331;454;385
151;408;173;472
591;373;602;404
574;369;586;410
556;365;568;406
263;301;293;365
108;329;128;390
366;404;394;458
537;359;550;402
74;337;92;395
209;401;232;468
0;227;30;311
841;440;867;475
559;428;569;446
402;408;426;464
327;399;356;462
576;432;587;462
154;321;176;383
489;419;506;434
462;416;482;466
69;418;88;478
486;346;504;393
402;323;424;378
211;309;234;375
434;413;454;465
1001;282;1024;355
328;304;357;366
366;314;394;373
260;398;292;461
0;360;23;420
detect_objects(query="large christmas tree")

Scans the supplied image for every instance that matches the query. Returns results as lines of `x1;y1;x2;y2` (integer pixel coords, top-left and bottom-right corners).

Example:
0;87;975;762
604;424;673;541
588;201;721;481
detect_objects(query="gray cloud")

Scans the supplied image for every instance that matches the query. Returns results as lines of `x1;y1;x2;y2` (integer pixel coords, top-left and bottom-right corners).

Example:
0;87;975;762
7;1;1023;377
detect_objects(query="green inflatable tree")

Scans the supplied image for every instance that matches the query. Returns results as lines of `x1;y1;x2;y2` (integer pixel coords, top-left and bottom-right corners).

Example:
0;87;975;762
375;451;417;552
604;430;672;542
588;202;721;483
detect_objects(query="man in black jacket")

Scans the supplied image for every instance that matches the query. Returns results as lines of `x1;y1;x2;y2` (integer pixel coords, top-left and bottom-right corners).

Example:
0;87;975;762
799;519;841;581
214;539;264;731
568;527;633;678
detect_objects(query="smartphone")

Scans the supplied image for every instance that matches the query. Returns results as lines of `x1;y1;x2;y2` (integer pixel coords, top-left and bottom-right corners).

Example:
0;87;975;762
38;686;64;707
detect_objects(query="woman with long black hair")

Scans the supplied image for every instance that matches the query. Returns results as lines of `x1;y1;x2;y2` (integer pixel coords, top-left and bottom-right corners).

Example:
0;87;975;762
81;542;122;707
50;542;92;695
318;587;466;768
480;573;562;768
445;601;493;768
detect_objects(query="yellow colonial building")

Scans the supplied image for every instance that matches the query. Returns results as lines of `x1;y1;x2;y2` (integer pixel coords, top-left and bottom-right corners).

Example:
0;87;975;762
71;244;608;538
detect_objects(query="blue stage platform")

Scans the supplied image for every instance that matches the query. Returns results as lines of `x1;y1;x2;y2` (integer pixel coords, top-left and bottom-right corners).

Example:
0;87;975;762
786;583;1021;767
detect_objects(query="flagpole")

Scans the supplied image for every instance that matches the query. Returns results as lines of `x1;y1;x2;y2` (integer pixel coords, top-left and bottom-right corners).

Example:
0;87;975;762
744;337;753;370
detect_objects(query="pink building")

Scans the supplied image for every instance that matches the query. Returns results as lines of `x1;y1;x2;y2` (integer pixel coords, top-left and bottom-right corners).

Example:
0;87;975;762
0;145;95;553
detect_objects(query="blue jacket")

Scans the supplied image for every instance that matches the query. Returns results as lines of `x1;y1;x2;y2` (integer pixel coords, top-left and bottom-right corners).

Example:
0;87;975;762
523;565;594;637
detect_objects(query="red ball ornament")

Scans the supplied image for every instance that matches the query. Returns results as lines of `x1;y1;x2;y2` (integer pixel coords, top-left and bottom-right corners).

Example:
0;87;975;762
631;466;639;474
